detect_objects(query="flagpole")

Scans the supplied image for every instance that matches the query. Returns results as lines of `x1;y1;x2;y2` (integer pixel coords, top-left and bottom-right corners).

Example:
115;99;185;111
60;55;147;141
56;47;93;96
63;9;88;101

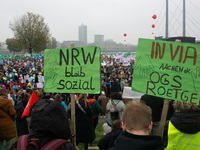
70;42;76;145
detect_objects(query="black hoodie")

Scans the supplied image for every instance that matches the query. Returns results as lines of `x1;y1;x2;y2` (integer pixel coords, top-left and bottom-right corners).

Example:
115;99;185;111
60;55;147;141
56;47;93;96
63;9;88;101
98;128;123;150
115;131;164;150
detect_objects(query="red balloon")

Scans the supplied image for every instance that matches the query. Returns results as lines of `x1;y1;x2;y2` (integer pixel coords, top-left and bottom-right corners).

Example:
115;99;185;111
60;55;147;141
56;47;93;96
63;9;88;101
152;24;155;28
124;33;127;37
124;40;126;42
152;14;157;19
154;36;156;38
152;32;154;34
125;45;127;46
128;51;130;53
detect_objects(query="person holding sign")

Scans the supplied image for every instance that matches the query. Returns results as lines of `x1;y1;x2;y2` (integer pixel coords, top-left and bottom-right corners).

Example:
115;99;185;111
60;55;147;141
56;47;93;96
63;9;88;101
163;101;200;149
115;101;164;150
75;94;95;150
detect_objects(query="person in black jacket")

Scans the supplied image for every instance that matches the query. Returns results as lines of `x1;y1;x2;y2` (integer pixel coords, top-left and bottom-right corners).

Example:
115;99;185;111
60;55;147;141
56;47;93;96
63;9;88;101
14;97;29;137
111;79;119;93
75;94;95;150
34;71;38;83
105;79;111;98
114;101;164;150
140;94;164;135
98;120;123;150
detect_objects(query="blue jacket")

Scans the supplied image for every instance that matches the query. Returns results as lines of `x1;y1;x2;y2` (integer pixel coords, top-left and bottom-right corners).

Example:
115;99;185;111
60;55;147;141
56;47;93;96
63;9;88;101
61;101;67;112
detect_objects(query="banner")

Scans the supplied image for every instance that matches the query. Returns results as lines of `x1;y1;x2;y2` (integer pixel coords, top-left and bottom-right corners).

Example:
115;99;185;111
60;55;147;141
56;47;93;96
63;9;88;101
132;38;200;104
118;73;125;78
44;46;101;94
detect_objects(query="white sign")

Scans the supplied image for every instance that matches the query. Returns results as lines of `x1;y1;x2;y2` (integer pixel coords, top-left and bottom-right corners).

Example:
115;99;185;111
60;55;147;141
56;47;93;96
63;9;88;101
122;87;144;100
37;83;43;88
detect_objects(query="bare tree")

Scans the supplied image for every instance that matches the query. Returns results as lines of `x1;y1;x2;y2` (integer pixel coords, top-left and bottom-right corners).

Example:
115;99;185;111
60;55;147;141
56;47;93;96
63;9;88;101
47;37;57;49
9;12;51;55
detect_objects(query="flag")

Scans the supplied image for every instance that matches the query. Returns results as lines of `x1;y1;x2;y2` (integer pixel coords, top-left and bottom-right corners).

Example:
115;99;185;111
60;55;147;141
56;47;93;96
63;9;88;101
21;90;38;119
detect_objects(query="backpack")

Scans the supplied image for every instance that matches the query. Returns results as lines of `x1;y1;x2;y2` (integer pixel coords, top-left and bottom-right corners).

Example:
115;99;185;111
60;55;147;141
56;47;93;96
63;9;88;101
29;99;71;143
15;108;23;120
110;100;120;121
14;134;70;150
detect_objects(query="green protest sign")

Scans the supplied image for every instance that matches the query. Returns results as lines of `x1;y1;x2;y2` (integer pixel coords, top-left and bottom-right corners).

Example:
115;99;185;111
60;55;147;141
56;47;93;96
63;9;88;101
44;46;101;94
132;38;200;104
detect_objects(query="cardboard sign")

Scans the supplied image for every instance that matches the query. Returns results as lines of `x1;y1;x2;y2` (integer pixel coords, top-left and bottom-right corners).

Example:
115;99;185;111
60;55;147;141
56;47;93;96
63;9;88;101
118;73;125;78
132;38;200;104
44;46;101;94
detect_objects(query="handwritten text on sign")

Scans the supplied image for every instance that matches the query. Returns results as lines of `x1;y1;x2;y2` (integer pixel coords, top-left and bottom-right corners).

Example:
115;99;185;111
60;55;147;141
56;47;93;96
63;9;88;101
44;46;101;94
132;38;200;104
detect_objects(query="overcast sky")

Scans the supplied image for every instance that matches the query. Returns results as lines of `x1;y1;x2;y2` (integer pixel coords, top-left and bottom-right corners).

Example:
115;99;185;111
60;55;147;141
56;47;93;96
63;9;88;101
1;0;200;45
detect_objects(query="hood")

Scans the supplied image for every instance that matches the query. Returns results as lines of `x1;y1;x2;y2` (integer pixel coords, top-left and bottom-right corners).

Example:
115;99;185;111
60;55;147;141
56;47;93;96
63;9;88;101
171;111;200;134
0;97;10;108
87;99;95;105
14;101;23;110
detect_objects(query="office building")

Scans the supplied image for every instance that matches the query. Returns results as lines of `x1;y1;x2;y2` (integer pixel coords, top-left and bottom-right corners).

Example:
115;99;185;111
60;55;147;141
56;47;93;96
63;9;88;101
78;24;87;46
94;34;104;43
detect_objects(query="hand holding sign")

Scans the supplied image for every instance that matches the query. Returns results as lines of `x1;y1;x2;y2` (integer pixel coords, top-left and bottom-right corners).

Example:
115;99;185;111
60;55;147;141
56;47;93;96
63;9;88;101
134;53;155;78
191;67;200;94
44;50;59;72
44;71;58;90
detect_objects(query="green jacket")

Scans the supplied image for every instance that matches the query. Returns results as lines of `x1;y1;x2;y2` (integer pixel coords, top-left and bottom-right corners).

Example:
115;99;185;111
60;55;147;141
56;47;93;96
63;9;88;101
88;98;102;118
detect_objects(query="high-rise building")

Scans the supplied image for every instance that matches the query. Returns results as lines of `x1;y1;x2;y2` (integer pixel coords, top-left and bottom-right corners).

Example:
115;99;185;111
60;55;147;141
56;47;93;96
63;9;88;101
78;24;87;46
94;34;104;43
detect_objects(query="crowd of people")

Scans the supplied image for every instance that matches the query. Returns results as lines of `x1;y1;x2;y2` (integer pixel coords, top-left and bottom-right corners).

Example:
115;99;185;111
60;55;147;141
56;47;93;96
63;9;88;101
0;54;134;101
0;54;199;150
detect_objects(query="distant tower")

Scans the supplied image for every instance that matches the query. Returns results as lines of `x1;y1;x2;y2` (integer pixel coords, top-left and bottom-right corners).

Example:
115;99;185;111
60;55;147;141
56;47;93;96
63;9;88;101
79;24;87;46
